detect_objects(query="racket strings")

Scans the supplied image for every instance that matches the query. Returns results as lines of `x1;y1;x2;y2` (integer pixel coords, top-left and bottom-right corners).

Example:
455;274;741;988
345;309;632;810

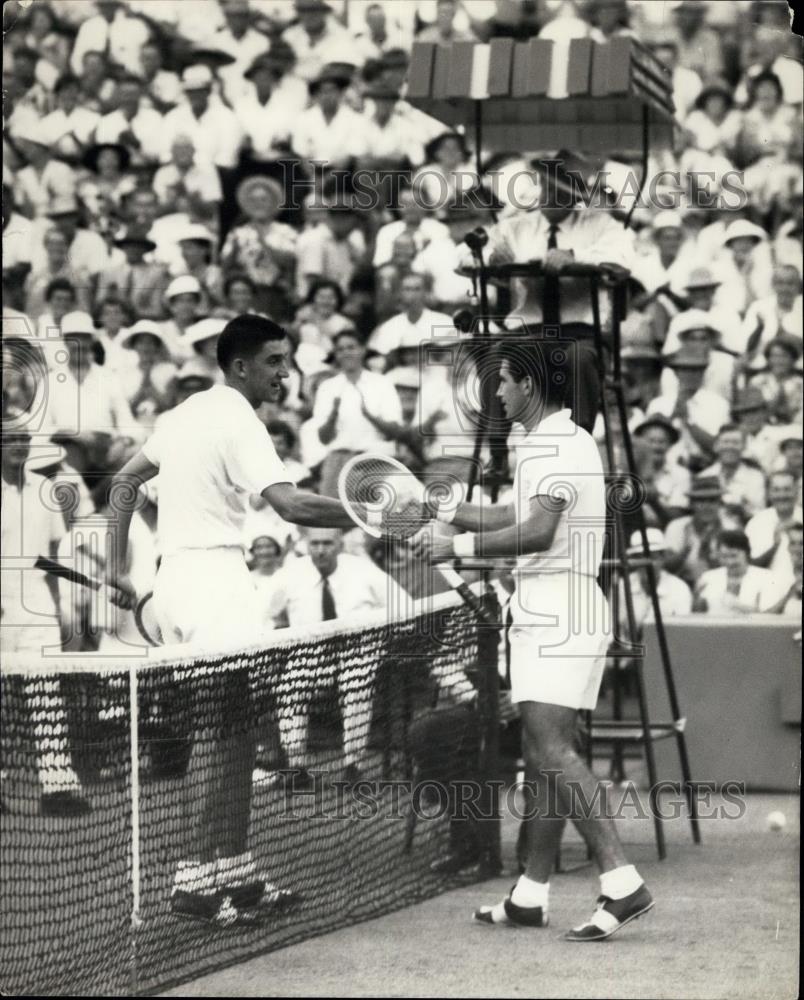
341;457;430;540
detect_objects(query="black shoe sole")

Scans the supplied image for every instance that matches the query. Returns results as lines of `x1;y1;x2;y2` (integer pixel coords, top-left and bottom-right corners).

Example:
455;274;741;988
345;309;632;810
564;900;655;942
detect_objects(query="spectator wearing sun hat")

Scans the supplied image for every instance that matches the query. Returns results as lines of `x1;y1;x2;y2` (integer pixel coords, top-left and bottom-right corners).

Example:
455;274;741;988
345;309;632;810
97;226;169;320
631;210;691;298
647;347;730;469
659;309;736;402
776;426;803;504
618;528;692;631
664;475;729;588
234;52;299;163
174;223;224;312
681;267;743;354
633;415;691;525
160;274;204;361
290;62;369;168
717;217;774;316
184;317;228;385
220;175;298;319
162;65;243;169
118;321;179;429
681;77;742;161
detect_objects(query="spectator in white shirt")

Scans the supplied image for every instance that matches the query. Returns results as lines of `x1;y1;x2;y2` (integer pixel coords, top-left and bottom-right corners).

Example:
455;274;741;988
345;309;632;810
369;272;454;361
235;53;298;162
41;74;100;163
647;348;730;470
701;424;767;518
70;0;151;77
620;528;692;632
268;526;407;784
312;328;403;495
211;0;270;105
282;0;353;82
372;185;448;268
152;137;223;220
295;195;367;300
694;529;790;615
741;264;803;369
138;40;182;113
659;310;736;402
732;387;789;475
746;470;802;578
362;83;426;168
94;74;165;166
291;62;369;169
11;122;77;222
162;65;243;170
632;415;691;526
249;534;285;628
31;197;110;278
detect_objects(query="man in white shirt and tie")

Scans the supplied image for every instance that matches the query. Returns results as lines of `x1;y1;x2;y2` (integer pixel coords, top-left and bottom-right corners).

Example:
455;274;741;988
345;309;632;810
268;527;405;788
106;315;359;927
470;151;634;431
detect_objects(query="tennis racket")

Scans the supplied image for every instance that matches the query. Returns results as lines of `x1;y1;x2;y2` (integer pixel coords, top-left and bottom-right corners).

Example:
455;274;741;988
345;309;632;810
337;454;495;625
34;556;162;646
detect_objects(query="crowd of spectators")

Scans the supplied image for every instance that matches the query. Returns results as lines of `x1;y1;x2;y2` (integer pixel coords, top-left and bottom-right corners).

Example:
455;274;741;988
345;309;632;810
2;0;802;677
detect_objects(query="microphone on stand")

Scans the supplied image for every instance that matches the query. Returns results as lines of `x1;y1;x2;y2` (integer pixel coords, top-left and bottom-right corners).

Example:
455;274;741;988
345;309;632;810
463;227;489;255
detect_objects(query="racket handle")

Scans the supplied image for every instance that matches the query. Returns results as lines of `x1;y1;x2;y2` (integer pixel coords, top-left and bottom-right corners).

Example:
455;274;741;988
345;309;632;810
34;556;101;591
439;566;496;626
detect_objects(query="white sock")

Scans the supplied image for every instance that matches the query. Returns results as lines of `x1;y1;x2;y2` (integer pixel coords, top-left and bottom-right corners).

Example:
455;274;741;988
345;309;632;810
599;865;643;900
173;860;217;894
510;875;550;909
216;851;257;888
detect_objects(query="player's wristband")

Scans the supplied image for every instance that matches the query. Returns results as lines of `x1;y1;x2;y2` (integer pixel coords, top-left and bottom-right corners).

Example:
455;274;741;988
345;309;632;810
452;533;476;559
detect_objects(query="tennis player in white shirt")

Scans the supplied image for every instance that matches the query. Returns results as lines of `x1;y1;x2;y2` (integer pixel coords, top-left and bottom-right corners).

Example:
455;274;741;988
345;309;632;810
106;315;357;927
412;336;653;941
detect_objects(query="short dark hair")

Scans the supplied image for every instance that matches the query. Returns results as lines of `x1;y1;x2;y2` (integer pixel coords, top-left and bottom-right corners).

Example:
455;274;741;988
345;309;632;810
496;335;570;409
216;314;286;371
54;74;80;94
718;529;750;555
45;277;76;301
224;272;257;299
304;277;344;310
717;423;744;438
749;70;783;105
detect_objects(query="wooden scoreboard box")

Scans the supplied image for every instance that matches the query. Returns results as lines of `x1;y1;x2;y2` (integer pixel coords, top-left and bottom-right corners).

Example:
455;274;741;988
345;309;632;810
406;37;675;155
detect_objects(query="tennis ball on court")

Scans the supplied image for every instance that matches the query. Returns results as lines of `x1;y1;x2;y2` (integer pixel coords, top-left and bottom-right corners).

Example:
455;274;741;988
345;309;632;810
767;811;786;832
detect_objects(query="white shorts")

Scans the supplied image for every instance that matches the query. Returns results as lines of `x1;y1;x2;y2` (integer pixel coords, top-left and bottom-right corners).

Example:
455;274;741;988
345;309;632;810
508;573;611;710
153;547;263;649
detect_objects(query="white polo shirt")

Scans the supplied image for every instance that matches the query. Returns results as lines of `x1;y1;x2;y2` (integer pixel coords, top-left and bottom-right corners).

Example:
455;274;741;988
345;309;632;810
696;565;791;615
141;385;291;556
513;408;607;579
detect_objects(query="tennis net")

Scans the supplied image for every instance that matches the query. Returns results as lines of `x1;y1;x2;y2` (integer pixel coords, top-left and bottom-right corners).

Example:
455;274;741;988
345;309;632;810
0;589;501;996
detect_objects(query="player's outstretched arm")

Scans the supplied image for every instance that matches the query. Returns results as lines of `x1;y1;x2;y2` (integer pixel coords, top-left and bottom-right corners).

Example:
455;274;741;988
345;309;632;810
105;449;159;604
413;495;564;562
439;500;516;533
262;482;356;530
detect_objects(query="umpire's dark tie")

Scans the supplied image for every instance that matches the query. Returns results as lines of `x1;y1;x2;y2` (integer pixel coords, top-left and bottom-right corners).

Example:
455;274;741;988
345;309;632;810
321;573;337;621
543;222;561;325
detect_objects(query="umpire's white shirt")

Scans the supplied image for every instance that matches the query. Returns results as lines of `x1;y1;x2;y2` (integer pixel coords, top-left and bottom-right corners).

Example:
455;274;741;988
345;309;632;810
142;385;291;556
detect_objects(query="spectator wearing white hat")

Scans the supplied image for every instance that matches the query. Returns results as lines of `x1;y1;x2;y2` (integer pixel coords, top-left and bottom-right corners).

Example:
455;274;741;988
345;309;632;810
619;528;692;632
11;121;76;221
118;321;180;426
47;311;141;469
152;136;223;220
160;275;204;361
716;218;773;316
69;0;151;77
681;267;743;354
174;224;225;312
693;528;791;616
94;74;165;166
184;317;228;386
700;424;767;518
659;309;736;403
162;66;243;170
745;470;802;579
631;210;691;299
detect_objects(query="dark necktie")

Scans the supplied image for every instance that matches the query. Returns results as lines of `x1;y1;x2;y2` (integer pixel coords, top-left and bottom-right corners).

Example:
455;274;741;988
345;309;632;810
543;222;561;325
321;574;337;621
